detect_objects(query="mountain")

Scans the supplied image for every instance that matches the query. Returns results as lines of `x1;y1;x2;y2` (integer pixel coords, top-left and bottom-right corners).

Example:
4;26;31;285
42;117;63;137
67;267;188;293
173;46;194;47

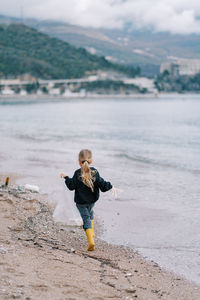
34;22;200;77
1;15;200;77
0;22;139;79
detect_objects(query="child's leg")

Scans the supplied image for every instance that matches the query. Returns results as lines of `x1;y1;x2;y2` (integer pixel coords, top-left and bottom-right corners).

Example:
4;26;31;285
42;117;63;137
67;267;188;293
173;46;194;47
88;204;95;237
88;203;94;220
76;204;92;229
76;204;95;251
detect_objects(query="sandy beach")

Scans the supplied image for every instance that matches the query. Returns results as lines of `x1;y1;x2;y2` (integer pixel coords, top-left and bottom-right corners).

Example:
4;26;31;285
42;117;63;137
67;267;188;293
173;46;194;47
0;175;200;300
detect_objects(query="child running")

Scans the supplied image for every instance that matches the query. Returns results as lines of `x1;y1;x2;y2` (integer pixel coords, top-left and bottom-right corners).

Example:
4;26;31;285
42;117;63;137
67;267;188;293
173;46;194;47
60;149;112;251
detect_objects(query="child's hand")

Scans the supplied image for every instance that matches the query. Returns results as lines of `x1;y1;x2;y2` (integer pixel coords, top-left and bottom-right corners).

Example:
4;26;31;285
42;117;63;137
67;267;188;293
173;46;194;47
60;173;66;178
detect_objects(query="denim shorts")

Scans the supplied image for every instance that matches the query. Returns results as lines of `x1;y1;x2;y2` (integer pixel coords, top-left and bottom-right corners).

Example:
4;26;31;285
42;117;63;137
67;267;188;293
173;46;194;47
76;203;95;230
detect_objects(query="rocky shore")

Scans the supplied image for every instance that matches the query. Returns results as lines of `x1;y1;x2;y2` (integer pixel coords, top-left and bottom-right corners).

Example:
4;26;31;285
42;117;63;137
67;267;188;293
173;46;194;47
0;180;200;300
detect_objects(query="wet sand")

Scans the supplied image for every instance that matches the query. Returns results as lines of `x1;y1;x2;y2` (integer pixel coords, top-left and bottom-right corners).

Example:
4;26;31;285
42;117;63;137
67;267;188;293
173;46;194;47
0;179;200;300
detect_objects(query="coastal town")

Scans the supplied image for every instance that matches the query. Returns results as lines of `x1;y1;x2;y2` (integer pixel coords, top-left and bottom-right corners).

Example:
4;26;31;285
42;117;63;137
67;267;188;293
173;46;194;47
1;58;200;97
0;74;156;97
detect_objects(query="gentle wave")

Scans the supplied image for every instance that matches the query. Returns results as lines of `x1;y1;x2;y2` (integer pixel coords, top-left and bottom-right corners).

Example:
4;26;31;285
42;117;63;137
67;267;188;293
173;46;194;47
0;99;38;106
26;148;68;154
14;133;71;143
115;153;200;175
15;134;52;142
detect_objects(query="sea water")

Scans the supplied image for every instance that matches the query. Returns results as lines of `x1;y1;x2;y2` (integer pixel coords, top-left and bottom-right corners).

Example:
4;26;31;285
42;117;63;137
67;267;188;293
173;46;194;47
0;95;200;284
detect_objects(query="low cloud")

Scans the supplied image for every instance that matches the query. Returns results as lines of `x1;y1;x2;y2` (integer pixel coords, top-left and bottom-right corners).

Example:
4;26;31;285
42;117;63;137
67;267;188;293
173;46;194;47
1;0;200;34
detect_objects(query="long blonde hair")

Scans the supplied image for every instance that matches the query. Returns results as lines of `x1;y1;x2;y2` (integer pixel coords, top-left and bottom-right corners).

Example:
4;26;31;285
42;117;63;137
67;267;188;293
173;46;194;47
79;149;95;192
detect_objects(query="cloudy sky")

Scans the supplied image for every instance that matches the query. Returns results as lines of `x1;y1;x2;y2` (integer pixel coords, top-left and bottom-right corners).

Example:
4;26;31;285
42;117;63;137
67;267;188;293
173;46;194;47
1;0;200;34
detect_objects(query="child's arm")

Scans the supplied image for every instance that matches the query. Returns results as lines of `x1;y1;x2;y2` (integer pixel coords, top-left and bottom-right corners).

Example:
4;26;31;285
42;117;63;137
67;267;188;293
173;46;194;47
61;171;77;191
96;171;112;192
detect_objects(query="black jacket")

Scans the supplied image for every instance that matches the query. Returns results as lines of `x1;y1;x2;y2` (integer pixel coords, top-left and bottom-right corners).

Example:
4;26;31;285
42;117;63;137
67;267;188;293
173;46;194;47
64;167;112;204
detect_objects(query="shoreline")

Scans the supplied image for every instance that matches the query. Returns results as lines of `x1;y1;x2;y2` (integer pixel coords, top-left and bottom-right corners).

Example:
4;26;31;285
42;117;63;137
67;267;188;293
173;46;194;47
0;92;200;102
0;174;200;299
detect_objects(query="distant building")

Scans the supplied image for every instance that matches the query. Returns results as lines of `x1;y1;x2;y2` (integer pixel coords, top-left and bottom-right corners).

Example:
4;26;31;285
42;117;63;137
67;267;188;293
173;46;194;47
20;90;27;96
177;59;200;76
123;77;156;93
160;62;179;76
36;89;43;96
18;73;36;82
49;88;60;96
160;59;200;76
1;87;15;95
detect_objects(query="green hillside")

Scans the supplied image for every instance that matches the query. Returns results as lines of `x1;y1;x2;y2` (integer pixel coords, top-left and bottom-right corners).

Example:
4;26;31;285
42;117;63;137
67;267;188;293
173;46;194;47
0;23;139;79
2;15;200;77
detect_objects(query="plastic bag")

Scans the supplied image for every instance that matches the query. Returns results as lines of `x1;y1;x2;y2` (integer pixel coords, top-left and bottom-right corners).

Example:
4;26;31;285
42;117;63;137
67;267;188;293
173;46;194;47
24;184;39;193
53;183;82;226
110;187;124;199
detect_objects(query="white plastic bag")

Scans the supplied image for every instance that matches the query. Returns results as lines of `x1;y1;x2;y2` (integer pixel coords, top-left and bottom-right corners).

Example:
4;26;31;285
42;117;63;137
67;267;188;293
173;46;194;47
53;183;82;226
110;187;124;199
24;184;40;193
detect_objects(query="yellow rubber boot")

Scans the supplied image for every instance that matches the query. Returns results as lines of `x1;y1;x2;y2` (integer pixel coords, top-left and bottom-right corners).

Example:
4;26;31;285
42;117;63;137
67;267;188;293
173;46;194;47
91;219;95;238
85;228;95;251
